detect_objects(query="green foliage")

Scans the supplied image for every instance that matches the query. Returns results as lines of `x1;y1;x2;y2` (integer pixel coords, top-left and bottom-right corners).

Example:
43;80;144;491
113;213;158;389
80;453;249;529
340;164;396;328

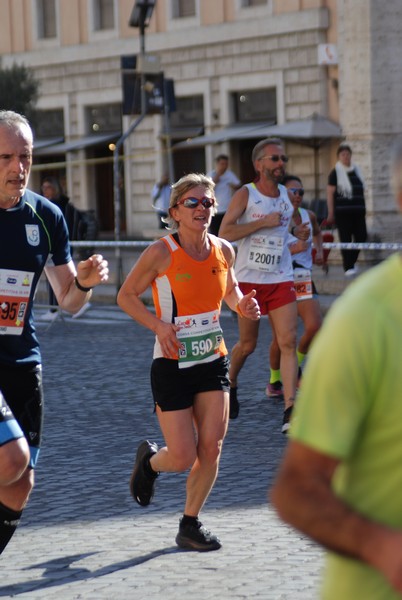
0;63;40;125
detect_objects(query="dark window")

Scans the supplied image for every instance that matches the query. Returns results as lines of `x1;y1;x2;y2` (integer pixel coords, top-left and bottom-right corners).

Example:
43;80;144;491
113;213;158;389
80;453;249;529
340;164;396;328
86;104;122;134
241;0;267;6
35;109;64;138
93;0;115;31
170;95;204;129
172;0;196;18
232;89;277;123
37;0;57;39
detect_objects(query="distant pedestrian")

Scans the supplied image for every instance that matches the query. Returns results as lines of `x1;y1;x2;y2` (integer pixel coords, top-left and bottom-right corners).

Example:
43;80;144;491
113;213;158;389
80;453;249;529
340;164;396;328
326;143;367;276
207;154;240;236
40;176;72;320
118;172;260;551
151;173;171;229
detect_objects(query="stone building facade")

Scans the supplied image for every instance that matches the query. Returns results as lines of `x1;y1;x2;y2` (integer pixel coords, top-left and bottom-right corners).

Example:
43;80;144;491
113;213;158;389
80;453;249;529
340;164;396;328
0;0;401;241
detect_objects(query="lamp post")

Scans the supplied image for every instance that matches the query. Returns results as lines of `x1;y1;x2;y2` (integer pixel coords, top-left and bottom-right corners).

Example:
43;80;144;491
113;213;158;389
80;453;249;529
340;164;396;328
113;0;157;293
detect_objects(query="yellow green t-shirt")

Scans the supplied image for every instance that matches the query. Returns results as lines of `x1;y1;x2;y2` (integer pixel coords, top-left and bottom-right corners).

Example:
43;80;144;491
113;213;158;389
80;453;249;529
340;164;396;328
290;253;402;600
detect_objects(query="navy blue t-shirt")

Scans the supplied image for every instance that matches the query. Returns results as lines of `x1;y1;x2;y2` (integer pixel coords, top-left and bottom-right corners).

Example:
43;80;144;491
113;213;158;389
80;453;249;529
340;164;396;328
0;190;71;365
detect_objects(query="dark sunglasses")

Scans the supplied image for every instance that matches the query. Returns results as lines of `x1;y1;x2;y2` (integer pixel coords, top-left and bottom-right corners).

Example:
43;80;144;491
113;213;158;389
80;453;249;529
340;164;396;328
289;188;305;197
175;197;215;209
260;154;289;163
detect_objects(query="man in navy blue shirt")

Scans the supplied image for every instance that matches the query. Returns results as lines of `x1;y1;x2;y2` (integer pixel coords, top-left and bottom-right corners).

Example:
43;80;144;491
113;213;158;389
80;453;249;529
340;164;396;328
0;110;109;555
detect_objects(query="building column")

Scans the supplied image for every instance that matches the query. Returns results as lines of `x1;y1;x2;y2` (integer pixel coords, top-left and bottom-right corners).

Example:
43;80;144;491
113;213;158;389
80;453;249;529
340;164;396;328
338;0;402;241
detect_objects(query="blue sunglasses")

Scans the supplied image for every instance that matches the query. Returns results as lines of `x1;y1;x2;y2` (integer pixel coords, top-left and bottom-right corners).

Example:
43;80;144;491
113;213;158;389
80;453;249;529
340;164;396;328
176;197;215;209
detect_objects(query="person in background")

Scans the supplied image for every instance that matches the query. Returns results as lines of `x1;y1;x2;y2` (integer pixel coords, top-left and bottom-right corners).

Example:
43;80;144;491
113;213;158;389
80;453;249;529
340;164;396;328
151;173;171;229
40;177;72;320
0;110;109;556
40;176;92;320
117;173;260;552
41;176;70;216
271;138;402;600
327;143;367;276
208;155;241;236
267;175;323;399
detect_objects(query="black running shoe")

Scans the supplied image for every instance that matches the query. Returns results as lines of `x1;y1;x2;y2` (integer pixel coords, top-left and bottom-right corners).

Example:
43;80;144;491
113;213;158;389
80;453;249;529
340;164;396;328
130;440;159;506
175;518;221;552
281;406;293;434
229;386;239;419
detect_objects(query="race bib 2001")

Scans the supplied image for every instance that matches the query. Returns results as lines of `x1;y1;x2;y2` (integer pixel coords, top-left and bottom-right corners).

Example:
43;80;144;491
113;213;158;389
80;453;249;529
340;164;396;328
247;234;284;273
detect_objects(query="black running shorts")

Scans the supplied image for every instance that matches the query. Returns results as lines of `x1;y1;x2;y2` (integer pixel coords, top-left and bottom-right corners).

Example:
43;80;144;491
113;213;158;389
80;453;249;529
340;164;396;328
151;355;230;411
0;365;44;468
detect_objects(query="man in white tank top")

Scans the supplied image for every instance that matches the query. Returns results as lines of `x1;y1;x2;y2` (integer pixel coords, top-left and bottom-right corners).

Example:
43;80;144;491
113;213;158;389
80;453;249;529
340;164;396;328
219;138;309;433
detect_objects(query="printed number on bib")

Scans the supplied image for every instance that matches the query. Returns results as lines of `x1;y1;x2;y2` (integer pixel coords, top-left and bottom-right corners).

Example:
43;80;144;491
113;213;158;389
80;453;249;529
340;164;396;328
294;268;313;301
175;310;223;369
247;234;283;273
0;269;33;335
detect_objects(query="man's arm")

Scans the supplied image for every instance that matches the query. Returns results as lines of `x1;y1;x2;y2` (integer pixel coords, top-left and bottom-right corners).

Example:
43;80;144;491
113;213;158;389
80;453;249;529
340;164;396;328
218;186;281;242
270;440;402;594
44;254;108;314
309;209;324;264
326;184;336;226
219;239;260;320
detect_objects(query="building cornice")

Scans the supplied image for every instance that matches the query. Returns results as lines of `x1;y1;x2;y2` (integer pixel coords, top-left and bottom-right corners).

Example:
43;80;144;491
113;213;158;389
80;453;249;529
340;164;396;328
2;8;328;68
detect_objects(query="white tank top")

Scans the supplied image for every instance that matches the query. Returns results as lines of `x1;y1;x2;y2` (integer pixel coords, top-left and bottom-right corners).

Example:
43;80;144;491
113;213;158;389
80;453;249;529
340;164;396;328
235;183;294;284
292;207;313;271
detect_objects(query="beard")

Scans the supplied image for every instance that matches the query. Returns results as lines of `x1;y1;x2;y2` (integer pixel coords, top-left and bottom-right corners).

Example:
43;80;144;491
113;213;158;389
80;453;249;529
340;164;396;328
263;166;285;184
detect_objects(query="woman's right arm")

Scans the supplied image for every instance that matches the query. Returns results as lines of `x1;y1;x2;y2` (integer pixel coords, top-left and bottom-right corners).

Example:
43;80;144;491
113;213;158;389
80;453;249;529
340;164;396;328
117;242;181;358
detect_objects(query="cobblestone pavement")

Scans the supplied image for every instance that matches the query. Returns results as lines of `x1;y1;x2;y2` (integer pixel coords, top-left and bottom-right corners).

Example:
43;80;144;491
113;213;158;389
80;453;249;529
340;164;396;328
0;307;324;599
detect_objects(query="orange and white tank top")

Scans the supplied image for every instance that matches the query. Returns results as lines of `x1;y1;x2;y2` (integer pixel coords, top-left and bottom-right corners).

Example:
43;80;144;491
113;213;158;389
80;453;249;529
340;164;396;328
152;233;228;367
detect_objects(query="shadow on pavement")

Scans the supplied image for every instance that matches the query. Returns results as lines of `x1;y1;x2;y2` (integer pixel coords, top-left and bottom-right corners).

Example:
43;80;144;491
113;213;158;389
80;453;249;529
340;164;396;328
0;548;178;596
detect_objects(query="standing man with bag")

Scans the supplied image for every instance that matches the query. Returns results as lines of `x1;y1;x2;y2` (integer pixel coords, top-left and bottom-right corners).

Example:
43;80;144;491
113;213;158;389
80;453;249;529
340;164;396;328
208;155;241;236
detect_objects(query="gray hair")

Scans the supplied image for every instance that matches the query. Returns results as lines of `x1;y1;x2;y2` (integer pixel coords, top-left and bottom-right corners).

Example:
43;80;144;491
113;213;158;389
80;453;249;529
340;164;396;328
0;110;31;133
251;137;284;163
162;173;217;230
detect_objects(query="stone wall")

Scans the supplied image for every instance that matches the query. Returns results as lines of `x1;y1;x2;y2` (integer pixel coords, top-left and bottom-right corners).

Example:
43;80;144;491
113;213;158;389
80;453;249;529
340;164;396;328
338;0;402;241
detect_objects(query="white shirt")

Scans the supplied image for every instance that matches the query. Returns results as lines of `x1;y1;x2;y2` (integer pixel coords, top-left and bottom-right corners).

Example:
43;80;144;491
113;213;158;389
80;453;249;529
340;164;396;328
151;183;171;213
207;169;240;213
235;183;294;284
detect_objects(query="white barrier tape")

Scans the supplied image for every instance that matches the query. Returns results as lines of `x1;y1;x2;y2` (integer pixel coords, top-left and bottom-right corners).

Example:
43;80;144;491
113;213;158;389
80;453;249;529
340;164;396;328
70;241;151;248
70;240;402;251
321;243;402;250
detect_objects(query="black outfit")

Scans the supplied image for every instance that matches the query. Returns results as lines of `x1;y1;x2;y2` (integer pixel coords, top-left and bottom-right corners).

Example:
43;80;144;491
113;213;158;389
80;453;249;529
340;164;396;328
209;213;225;237
328;167;367;272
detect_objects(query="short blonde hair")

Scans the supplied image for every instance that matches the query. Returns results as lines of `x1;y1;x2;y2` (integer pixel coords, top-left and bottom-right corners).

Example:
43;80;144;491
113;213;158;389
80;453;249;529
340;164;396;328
163;173;217;230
